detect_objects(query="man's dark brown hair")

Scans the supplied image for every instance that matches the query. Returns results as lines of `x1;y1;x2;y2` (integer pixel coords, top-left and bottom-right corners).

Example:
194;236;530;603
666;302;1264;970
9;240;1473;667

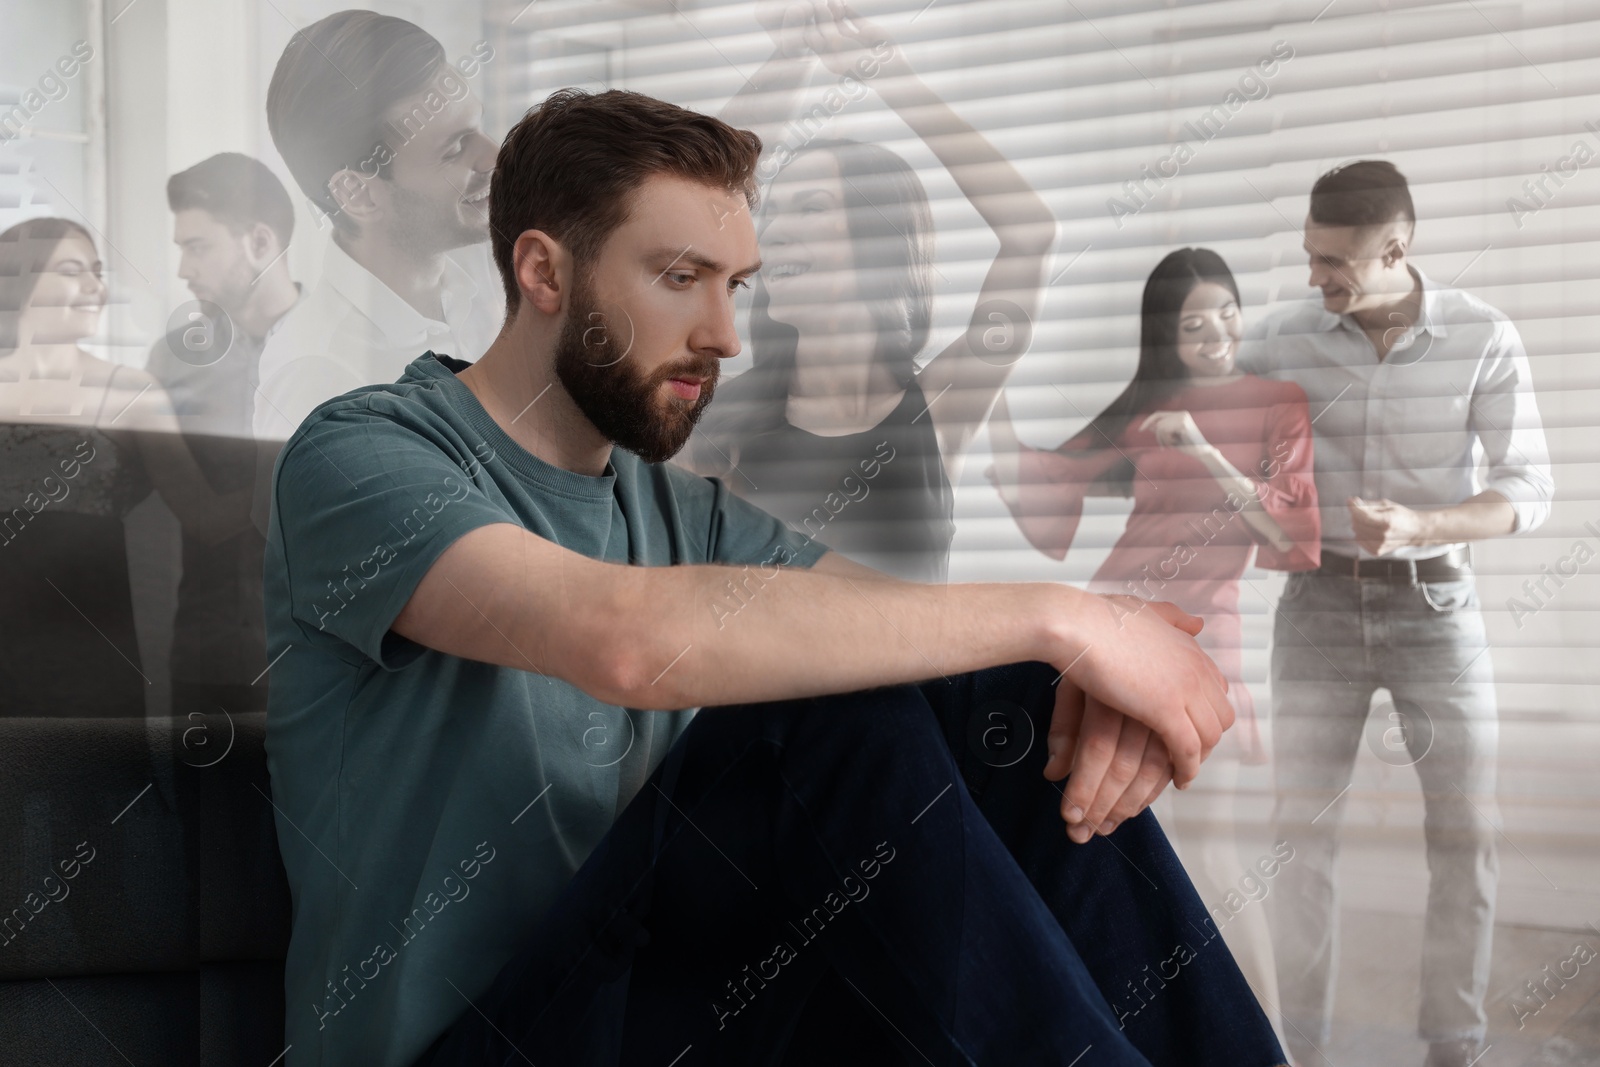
489;88;762;322
266;10;446;236
1309;159;1416;230
168;152;296;248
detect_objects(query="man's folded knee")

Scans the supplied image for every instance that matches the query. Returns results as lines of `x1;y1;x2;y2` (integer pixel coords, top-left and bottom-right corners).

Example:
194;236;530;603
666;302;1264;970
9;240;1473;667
697;681;946;758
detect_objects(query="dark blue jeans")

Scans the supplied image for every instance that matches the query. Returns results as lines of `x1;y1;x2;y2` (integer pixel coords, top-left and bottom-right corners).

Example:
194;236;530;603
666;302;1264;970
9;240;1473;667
417;661;1286;1066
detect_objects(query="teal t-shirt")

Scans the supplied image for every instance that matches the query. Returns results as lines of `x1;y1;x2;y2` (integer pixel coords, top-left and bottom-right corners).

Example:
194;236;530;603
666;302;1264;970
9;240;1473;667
263;351;830;1067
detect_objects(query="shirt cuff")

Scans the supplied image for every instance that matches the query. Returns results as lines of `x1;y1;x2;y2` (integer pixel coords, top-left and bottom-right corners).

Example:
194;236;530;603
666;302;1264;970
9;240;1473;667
1484;476;1551;535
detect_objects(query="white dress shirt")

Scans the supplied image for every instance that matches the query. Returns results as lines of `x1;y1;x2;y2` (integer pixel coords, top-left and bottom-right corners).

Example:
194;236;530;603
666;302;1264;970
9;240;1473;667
1239;266;1554;560
252;237;502;440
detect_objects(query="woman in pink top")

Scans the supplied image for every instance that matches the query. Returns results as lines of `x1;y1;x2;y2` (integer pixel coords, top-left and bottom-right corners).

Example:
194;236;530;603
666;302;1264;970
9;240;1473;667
987;247;1319;1045
989;247;1319;754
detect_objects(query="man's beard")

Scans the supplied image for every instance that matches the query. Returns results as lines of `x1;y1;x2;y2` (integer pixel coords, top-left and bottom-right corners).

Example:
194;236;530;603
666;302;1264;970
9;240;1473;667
554;274;719;464
386;179;486;257
201;257;261;316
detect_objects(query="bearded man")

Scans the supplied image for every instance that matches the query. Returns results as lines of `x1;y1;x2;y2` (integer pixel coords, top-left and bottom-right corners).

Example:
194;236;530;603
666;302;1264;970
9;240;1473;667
262;87;1286;1067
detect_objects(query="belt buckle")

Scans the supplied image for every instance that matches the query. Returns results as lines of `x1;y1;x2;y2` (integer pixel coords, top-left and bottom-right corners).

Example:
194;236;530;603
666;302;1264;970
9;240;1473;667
1351;555;1362;580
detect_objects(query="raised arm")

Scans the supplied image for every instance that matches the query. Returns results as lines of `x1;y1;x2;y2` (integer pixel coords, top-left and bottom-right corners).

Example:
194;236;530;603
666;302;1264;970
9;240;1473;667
389;519;1232;787
984;389;1127;561
807;4;1058;483
718;2;826;188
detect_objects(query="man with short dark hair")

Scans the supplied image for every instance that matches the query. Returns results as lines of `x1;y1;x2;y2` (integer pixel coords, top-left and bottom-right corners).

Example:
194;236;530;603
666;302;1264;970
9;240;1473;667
1242;160;1553;1067
265;88;1286;1067
254;9;500;442
148;151;302;715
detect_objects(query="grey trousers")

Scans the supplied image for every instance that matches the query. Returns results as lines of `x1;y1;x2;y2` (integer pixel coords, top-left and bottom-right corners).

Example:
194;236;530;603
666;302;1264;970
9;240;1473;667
1267;568;1499;1060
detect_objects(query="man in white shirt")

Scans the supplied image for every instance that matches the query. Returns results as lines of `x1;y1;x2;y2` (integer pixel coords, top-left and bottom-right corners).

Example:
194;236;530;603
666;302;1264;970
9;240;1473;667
147;152;303;716
1240;160;1554;1067
253;239;496;440
253;10;502;443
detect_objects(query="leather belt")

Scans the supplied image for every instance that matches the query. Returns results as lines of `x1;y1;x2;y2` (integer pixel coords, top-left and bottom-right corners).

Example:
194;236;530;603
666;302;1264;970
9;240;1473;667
1317;544;1472;582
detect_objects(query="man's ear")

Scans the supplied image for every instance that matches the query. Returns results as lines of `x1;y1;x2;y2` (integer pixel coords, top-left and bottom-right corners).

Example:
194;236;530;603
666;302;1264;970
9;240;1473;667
1381;222;1409;268
512;230;568;317
242;221;280;271
326;167;380;228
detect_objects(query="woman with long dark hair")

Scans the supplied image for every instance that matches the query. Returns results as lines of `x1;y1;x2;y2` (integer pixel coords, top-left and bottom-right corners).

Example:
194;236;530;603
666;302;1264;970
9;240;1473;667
0;217;252;716
683;2;1055;583
986;247;1320;1046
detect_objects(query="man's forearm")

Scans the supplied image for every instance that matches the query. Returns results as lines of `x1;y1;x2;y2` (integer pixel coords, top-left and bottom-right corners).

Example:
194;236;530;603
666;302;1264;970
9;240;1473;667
399;522;1226;788
599;560;1079;712
1418;490;1516;545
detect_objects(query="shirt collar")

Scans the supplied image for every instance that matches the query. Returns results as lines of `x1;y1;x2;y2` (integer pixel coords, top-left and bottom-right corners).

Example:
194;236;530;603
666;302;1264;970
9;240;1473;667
1414;266;1451;339
320;237;480;346
1315;264;1450;340
261;282;305;343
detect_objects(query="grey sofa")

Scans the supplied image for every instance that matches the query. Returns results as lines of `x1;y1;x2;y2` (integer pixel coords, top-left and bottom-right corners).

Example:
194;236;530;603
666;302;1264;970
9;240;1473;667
0;712;290;1065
